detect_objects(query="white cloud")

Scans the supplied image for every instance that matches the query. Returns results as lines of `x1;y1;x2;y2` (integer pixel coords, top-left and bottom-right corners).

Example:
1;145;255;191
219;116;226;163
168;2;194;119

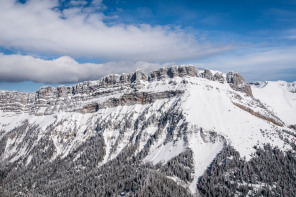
194;47;296;82
0;0;232;62
0;53;166;83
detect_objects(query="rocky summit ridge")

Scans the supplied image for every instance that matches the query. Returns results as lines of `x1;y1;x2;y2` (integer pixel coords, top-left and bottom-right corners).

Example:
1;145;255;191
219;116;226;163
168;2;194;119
0;65;252;115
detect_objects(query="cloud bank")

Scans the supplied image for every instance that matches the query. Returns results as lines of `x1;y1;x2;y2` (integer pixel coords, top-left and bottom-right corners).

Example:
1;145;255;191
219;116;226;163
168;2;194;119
195;47;296;82
0;53;166;83
0;0;231;62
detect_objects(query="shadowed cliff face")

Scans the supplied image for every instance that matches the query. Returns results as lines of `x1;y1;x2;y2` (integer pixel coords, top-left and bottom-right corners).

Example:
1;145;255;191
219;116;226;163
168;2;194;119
80;90;184;113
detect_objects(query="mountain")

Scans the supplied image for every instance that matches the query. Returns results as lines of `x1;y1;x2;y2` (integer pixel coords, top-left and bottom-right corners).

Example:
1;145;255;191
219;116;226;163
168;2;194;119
0;66;295;196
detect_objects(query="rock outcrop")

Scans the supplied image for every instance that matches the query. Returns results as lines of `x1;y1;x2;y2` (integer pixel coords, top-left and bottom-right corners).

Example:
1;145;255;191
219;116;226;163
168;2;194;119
202;69;213;80
213;73;225;83
288;82;296;93
226;72;253;97
149;65;199;80
80;90;184;113
200;69;225;83
131;70;149;83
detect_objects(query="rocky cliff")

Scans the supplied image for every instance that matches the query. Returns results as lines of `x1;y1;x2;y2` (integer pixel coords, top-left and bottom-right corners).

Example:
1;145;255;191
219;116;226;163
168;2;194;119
0;66;253;115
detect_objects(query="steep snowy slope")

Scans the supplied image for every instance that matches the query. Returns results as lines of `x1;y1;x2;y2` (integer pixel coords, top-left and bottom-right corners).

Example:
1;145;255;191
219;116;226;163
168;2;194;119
0;66;295;196
251;81;296;126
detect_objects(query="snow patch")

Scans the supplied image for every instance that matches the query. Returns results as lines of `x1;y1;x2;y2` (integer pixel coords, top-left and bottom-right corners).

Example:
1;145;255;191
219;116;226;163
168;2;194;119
187;132;224;194
144;140;186;165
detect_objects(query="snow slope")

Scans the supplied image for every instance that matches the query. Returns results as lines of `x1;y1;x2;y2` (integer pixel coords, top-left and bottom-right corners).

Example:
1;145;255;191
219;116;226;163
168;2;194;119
182;78;291;161
251;81;296;126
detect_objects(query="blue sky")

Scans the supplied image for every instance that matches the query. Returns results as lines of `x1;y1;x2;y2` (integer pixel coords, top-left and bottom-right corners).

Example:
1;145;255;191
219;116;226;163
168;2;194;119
0;0;296;92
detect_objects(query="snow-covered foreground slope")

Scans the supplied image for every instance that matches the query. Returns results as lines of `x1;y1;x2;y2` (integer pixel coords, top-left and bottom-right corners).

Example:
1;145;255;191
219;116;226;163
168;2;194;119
0;66;295;196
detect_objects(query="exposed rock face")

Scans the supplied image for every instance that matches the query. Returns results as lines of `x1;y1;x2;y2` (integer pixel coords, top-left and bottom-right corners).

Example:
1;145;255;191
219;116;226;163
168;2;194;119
232;102;284;126
178;66;199;77
200;69;225;83
150;67;169;80
149;65;198;80
0;66;252;115
101;74;121;86
99;66;199;84
202;69;213;80
226;72;253;97
119;73;132;84
131;70;148;83
213;73;225;83
226;72;244;85
81;90;184;113
288;82;296;93
0;91;35;113
288;125;296;130
249;81;267;88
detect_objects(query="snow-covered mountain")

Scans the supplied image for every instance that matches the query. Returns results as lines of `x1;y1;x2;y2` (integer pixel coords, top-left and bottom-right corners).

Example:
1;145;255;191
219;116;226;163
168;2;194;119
0;66;295;196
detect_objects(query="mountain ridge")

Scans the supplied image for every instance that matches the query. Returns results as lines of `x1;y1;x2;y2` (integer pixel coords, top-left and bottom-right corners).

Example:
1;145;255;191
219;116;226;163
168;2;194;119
0;65;253;115
0;65;295;196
